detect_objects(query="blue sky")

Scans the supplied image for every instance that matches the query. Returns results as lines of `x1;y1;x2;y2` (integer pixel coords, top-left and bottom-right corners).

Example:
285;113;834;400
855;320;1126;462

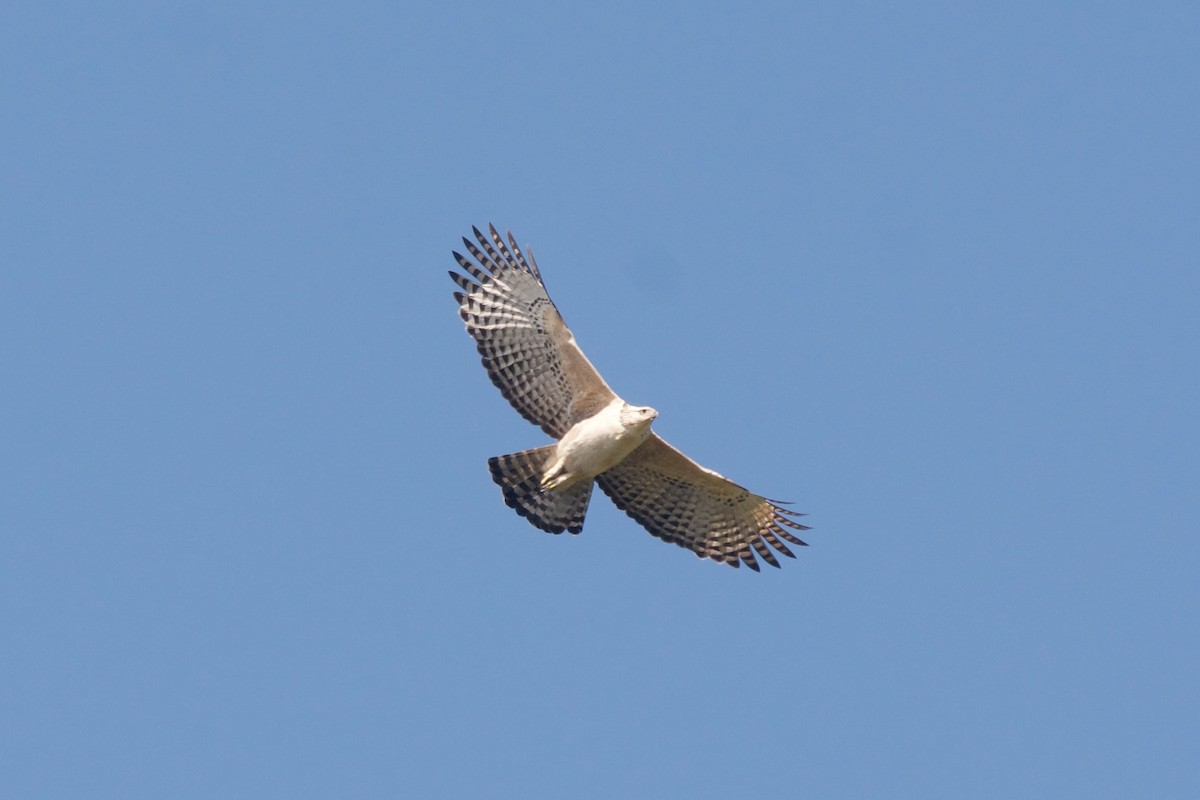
3;2;1198;797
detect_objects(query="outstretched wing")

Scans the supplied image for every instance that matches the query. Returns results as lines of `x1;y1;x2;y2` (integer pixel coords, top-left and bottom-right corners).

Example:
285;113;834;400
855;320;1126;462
596;434;810;571
450;225;617;438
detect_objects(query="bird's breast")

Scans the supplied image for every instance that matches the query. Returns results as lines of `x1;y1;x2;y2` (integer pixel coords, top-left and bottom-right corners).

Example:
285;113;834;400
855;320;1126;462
555;407;648;479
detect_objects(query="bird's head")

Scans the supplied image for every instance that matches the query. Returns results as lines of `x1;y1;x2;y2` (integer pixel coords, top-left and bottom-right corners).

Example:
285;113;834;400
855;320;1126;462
621;404;658;431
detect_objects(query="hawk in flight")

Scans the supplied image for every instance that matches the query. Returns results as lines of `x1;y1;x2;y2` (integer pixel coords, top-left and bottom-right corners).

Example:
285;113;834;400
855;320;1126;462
449;225;809;570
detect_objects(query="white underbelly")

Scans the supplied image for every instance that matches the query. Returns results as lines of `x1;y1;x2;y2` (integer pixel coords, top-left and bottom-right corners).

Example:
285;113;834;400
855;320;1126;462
549;402;649;484
559;424;641;477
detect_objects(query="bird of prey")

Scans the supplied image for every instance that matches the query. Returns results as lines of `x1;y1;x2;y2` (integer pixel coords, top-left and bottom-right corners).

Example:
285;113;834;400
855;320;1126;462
449;225;809;570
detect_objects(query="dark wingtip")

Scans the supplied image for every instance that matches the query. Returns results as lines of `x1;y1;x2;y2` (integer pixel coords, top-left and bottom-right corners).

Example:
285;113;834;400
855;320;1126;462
526;245;543;282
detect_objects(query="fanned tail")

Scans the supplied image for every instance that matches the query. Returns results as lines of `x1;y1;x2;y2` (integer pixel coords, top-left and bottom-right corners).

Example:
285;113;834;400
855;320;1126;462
487;446;593;534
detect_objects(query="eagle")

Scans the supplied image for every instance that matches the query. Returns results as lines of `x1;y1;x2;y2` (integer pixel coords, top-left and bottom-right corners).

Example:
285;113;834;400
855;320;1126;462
449;225;809;570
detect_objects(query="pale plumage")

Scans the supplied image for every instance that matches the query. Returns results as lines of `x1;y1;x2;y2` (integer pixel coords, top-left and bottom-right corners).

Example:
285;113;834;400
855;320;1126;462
450;225;809;571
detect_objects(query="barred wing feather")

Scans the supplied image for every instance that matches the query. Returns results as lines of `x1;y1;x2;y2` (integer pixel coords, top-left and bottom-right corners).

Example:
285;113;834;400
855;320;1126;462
449;225;616;438
596;434;810;571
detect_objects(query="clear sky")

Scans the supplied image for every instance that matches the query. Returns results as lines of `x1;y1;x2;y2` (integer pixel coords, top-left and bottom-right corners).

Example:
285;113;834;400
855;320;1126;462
3;2;1198;797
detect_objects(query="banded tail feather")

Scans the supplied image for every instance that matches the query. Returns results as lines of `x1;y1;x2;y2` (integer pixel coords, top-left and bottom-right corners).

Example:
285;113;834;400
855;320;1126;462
487;446;593;535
